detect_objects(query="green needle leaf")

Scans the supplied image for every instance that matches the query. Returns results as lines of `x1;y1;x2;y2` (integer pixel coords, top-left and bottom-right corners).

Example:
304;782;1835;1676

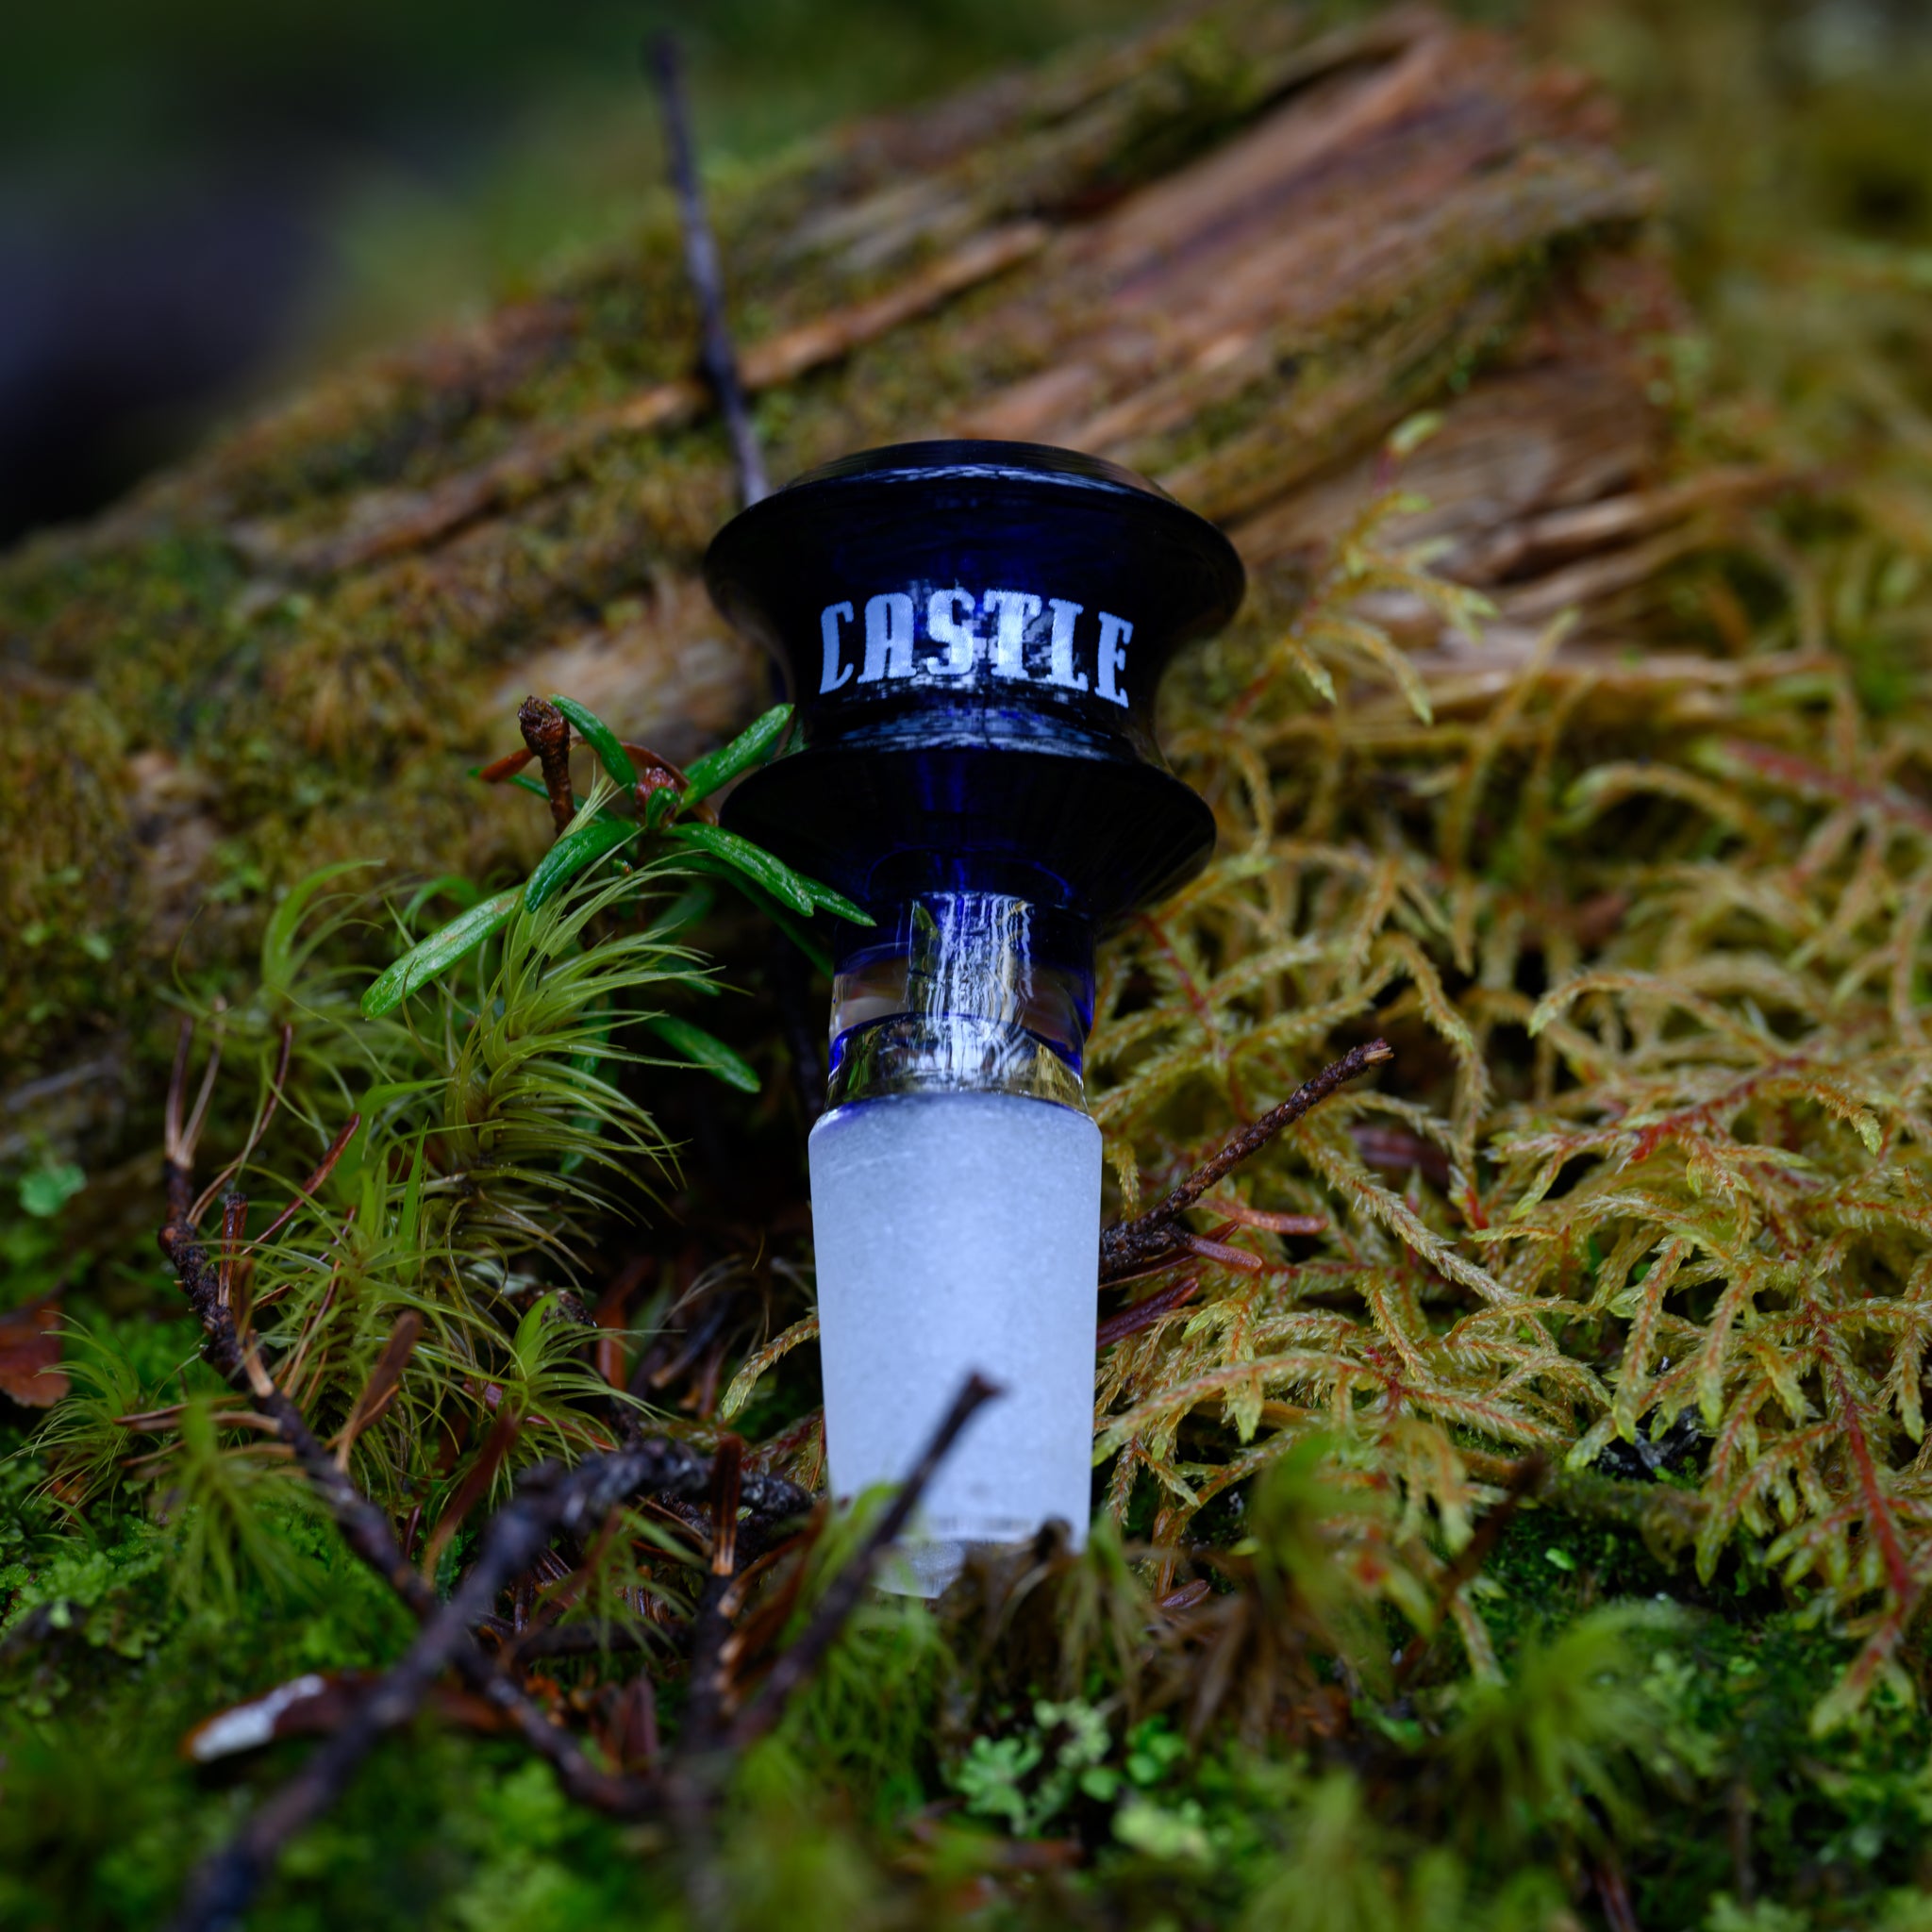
549;693;638;790
664;822;818;915
525;817;639;911
675;855;834;973
665;821;872;926
679;703;793;807
361;889;520;1017
261;859;381;997
798;875;872;924
644;1014;760;1092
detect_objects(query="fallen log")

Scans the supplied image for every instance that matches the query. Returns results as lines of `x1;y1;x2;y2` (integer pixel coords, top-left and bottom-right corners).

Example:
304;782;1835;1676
0;0;1719;1154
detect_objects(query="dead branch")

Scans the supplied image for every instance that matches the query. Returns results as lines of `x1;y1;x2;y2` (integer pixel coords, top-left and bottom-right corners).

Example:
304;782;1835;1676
160;1024;997;1931
723;1372;1000;1753
155;1034;801;1911
158;1191;659;1781
167;1451;673;1931
168;1363;993;1930
1099;1040;1392;1282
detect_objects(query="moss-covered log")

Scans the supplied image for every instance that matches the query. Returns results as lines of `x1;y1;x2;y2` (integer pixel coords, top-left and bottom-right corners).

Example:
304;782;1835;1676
1;1;1676;1153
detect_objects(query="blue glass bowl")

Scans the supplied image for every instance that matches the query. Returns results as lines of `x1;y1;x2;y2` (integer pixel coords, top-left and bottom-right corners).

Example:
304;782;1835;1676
707;439;1243;924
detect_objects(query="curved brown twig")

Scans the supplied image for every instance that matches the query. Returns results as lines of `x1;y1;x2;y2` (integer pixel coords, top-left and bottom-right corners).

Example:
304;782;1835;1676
1099;1040;1392;1283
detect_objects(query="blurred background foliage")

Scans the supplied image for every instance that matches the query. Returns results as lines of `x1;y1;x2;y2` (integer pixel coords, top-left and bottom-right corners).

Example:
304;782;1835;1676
1;0;1168;539
5;0;1930;541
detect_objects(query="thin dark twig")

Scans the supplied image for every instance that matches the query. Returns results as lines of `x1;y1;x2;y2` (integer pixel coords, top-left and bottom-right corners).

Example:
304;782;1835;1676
1592;1847;1643;1932
1095;1274;1201;1352
648;31;768;508
1098;1040;1392;1282
170;1282;972;1928
724;1373;1001;1752
165;1426;788;1930
164;1208;621;1755
497;1619;661;1661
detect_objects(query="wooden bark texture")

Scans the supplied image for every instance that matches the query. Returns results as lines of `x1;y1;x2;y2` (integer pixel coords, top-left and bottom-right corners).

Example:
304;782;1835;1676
0;0;1712;1151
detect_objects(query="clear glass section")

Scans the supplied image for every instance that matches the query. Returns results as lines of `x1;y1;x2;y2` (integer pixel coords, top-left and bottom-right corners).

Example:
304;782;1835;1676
827;892;1093;1110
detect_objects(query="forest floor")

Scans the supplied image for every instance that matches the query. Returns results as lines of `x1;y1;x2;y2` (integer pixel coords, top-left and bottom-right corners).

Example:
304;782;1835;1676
6;3;1932;1929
